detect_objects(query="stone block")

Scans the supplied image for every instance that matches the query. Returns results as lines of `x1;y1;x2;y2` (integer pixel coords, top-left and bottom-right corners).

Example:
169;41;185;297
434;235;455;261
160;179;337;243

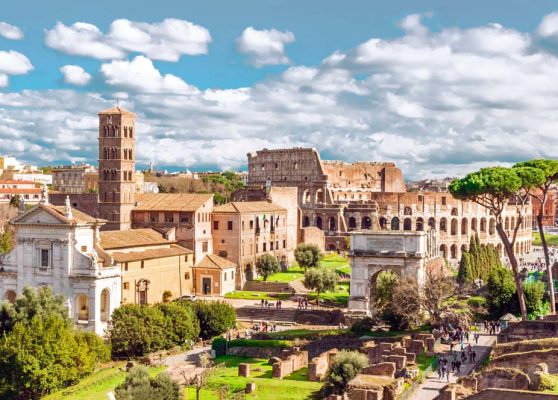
379;343;393;353
426;338;435;353
245;382;256;393
387;355;406;370
404;352;416;364
402;336;412;348
361;362;396;378
238;363;250;377
409;340;425;355
392;347;406;356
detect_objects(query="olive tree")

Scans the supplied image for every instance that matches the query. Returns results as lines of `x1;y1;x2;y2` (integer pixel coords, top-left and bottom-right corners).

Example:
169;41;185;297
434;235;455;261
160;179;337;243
303;267;338;305
450;166;545;320
514;159;558;314
255;253;280;281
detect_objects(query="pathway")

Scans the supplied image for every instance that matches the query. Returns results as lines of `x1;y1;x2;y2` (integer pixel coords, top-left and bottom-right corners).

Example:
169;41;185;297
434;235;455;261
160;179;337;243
413;331;496;400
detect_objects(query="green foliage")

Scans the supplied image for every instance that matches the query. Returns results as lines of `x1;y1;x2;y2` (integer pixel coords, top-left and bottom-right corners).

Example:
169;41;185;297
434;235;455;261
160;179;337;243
211;337;227;357
0;229;13;254
375;271;398;309
156;302;200;347
162;290;172;303
0;315;110;400
350;317;376;335
9;195;20;208
486;266;517;318
255;253;280;281
303;267;338;302
457;234;501;284
114;366;180;400
294;244;323;271
321;350;368;396
191;301;236;340
523;281;547;320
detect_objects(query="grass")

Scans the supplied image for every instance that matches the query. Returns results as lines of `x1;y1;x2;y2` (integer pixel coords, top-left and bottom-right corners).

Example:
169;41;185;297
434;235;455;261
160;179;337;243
467;295;487;308
533;232;558;247
187;355;321;399
225;291;291;300
256;254;350;284
307;281;350;307
44;363;166;400
416;353;437;382
363;325;432;338
262;328;349;340
257;266;305;283
540;373;558;392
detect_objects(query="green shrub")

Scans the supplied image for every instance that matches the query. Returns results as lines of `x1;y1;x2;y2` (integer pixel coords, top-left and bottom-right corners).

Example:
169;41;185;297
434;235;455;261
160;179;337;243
211;337;227;356
524;281;547;320
227;339;292;348
156;302;200;347
350;317;375;335
191;301;236;339
115;366;180;400
321;350;368;396
467;296;487;308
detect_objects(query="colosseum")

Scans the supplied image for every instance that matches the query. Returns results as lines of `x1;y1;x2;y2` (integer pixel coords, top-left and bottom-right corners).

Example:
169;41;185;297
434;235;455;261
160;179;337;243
246;148;533;263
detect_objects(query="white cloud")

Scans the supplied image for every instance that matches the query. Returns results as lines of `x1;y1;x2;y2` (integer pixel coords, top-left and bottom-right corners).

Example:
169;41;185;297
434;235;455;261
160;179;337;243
0;50;33;87
537;12;558;39
237;27;295;67
0;22;23;40
60;65;92;86
100;56;197;94
45;19;211;61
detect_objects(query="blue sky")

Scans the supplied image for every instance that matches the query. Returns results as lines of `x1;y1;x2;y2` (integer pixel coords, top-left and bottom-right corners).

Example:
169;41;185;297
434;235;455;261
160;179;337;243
1;0;558;178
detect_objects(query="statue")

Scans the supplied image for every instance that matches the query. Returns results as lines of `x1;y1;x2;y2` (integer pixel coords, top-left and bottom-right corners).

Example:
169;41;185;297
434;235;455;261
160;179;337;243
64;196;73;219
41;184;49;204
90;248;99;269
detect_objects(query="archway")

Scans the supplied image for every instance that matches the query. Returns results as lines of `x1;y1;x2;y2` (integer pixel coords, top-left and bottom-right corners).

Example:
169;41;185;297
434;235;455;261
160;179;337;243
391;217;400;230
76;294;89;322
440;217;447;233
303;189;311;205
4;290;16;303
428;217;436;230
451;208;458;216
348;217;357;230
480;218;487;233
439;244;448;259
328;244;337;251
362;216;372;230
316;189;324;204
471;218;478;233
505;217;510;230
403;218;412;231
136;279;150;305
450;244;457;259
461;218;468;236
328;217;336;231
451;219;458;235
303;216;310;227
489;218;496;235
416;217;424;231
316;216;323;230
100;289;110;322
379;217;387;230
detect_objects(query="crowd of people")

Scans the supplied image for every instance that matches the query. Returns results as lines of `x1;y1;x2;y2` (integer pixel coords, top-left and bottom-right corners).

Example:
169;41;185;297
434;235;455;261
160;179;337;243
260;299;283;309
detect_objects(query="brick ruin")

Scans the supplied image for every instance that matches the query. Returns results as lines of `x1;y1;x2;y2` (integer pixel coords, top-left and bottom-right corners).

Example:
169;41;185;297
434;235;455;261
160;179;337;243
246;148;532;262
271;349;308;379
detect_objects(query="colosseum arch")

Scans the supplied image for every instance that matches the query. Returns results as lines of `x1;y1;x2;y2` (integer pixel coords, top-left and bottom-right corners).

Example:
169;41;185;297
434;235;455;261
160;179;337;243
451;219;458;235
348;217;357;230
303;216;310;227
303;189;311;204
362;216;372;230
416;217;424;231
316;189;324;204
379;217;387;230
328;217;336;231
505;217;510;230
440;217;447;233
391;217;400;230
450;244;457;259
428;217;436;230
316;216;323;230
489;218;496;235
480;217;487;233
461;218;468;236
451;208;458;216
439;244;448;259
403;218;412;231
471;218;478;233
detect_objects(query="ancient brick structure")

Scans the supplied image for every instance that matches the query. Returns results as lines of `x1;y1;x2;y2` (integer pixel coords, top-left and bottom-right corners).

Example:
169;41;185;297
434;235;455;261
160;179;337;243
246;148;532;261
98;107;136;231
271;349;308;379
238;363;250;377
308;349;338;381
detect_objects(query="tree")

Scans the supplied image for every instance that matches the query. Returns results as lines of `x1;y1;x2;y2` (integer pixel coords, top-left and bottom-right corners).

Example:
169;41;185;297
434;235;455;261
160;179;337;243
514;159;558;314
8;195;20;208
115;366;180;400
303;267;338;305
190;301;236;339
255;253;280;281
0;229;13;255
422;271;457;325
156;302;200;347
390;278;423;329
450;166;545;320
374;271;398;310
321;350;368;396
523;280;547;319
486;265;517;318
184;353;223;400
294;244;322;271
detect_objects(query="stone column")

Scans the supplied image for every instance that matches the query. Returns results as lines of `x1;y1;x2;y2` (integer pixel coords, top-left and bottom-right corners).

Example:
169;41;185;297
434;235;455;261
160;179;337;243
88;282;99;334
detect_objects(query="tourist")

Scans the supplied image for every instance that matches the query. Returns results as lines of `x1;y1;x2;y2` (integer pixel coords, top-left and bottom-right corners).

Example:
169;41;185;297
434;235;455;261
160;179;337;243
449;342;454;355
471;350;476;363
438;365;442;380
261;299;265;308
447;369;450;382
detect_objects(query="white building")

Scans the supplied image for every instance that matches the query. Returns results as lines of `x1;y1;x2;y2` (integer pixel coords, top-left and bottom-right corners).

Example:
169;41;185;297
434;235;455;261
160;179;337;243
0;198;121;335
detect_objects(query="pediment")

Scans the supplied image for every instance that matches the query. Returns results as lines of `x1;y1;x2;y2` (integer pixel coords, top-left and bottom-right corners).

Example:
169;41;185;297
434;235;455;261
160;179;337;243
12;207;67;225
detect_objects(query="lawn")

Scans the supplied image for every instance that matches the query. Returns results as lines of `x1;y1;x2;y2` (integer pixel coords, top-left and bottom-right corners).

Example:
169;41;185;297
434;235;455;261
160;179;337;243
44;363;166;400
533;232;558;247
307;281;350;307
256;254;350;284
256;265;305;283
262;328;348;340
225;291;291;301
186;355;321;399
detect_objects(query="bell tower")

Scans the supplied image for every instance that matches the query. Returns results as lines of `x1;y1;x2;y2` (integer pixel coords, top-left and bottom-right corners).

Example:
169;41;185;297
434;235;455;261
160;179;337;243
98;106;136;231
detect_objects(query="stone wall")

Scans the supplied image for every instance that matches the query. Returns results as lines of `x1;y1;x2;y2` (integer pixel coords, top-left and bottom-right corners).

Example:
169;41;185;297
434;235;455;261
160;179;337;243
460;368;530;392
226;346;287;359
490;349;558;376
308;349;338;382
272;350;308;379
466;388;558;400
492;337;558;358
497;320;558;343
300;227;325;251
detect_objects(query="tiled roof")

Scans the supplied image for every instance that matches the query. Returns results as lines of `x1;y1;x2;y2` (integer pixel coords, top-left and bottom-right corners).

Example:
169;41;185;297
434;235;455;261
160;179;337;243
213;201;285;214
0;188;41;194
11;203;104;225
194;254;236;270
48;205;102;224
111;244;192;263
98;106;135;116
0;180;35;185
134;193;213;212
100;228;171;250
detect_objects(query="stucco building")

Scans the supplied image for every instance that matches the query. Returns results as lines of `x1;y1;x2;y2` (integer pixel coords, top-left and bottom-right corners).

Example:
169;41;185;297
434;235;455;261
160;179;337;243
212;201;290;287
52;164;98;194
246;148;533;263
0;180;42;205
193;254;236;296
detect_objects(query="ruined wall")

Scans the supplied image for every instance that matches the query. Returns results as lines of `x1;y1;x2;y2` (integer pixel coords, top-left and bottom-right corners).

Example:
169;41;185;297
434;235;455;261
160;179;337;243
300;226;325;251
490;349;558;376
272;350;308;379
308;349;338;382
467;388;558;400
321;161;405;193
498;320;558;343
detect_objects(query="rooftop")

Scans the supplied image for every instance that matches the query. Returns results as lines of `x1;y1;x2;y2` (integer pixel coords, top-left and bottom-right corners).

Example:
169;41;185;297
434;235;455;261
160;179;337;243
100;228;172;250
213;201;286;214
98;106;136;116
11;203;104;225
0;180;35;185
134;193;213;212
195;253;236;270
111;244;192;263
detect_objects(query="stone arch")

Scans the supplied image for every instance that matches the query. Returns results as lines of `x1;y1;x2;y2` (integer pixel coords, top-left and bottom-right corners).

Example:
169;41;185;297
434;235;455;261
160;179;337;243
369;269;400;302
403;218;412;231
136;279;150;305
328;217;336;231
328;243;337;251
428;217;436;230
505;217;510;230
391;217;400;230
348;216;357;230
450;244;457;259
440;217;447;233
461;218;468;236
316;216;323;230
316;189;324;204
100;288;110;322
303;189;311;205
451;218;458;235
404;206;412;216
303;216;310;227
471;218;478;232
379;217;387;230
76;294;89;322
362;216;372;230
4;290;16;303
489;218;496;235
480;217;487;233
439;244;448;259
416;217;424;231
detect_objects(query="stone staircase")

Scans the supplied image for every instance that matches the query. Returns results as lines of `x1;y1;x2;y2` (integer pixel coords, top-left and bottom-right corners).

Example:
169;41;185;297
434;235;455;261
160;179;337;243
242;281;291;292
235;307;343;325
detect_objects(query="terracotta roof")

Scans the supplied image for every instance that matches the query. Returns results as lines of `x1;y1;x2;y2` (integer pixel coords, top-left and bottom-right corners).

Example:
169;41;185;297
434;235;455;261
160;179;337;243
111;244;192;263
0;180;35;185
11;203;104;225
0;188;41;194
194;254;236;270
98;106;136;116
100;228;171;250
213;201;286;214
134;193;213;212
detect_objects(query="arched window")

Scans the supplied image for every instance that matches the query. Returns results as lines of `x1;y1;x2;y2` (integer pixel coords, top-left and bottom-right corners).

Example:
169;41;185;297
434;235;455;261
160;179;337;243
451;208;458;216
403;218;412;231
316;216;323;230
416;217;424;231
391;217;400;230
76;294;89;322
328;217;336;231
480;218;487;233
303;189;311;205
451;219;458;235
450;244;457;259
505;217;510;230
461;218;468;236
439;244;447;259
440;217;447;233
471;218;478;232
348;217;357;230
302;216;310;227
316;189;324;204
428;217;436;230
489;218;496;235
100;289;110;322
130;127;133;138
379;217;387;230
362;216;372;230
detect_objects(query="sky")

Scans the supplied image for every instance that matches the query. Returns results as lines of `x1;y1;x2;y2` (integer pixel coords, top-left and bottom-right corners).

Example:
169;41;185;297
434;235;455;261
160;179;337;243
1;0;558;179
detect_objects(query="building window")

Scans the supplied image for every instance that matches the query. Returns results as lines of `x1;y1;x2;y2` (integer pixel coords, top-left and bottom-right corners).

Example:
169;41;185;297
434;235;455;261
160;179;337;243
124;263;128;271
165;213;173;223
40;249;49;267
123;282;129;289
263;243;267;252
270;242;274;250
141;261;144;269
249;220;254;229
442;196;447;206
150;213;157;222
242;221;245;230
227;221;233;230
224;272;227;281
213;221;219;230
283;239;286;248
202;242;208;252
180;214;189;223
184;272;190;280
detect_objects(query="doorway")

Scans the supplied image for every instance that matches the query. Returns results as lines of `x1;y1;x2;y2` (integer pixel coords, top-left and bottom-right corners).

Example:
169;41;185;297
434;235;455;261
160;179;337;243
202;277;212;295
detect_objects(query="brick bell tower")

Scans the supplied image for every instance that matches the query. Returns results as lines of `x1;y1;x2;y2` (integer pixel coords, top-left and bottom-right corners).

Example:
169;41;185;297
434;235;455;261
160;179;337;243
98;106;136;231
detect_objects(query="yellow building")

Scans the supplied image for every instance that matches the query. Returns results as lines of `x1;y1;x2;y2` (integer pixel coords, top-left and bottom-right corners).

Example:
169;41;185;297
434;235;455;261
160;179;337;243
99;228;194;305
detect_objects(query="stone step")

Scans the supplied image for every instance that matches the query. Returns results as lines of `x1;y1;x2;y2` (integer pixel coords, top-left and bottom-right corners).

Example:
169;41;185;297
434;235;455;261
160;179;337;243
242;281;291;292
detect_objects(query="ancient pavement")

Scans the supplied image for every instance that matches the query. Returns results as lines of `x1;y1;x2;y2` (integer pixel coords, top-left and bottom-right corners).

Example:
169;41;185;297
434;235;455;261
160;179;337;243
413;331;496;400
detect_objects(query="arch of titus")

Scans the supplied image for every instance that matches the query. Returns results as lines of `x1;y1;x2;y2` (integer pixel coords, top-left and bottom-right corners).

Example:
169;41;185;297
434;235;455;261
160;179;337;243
347;230;443;316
